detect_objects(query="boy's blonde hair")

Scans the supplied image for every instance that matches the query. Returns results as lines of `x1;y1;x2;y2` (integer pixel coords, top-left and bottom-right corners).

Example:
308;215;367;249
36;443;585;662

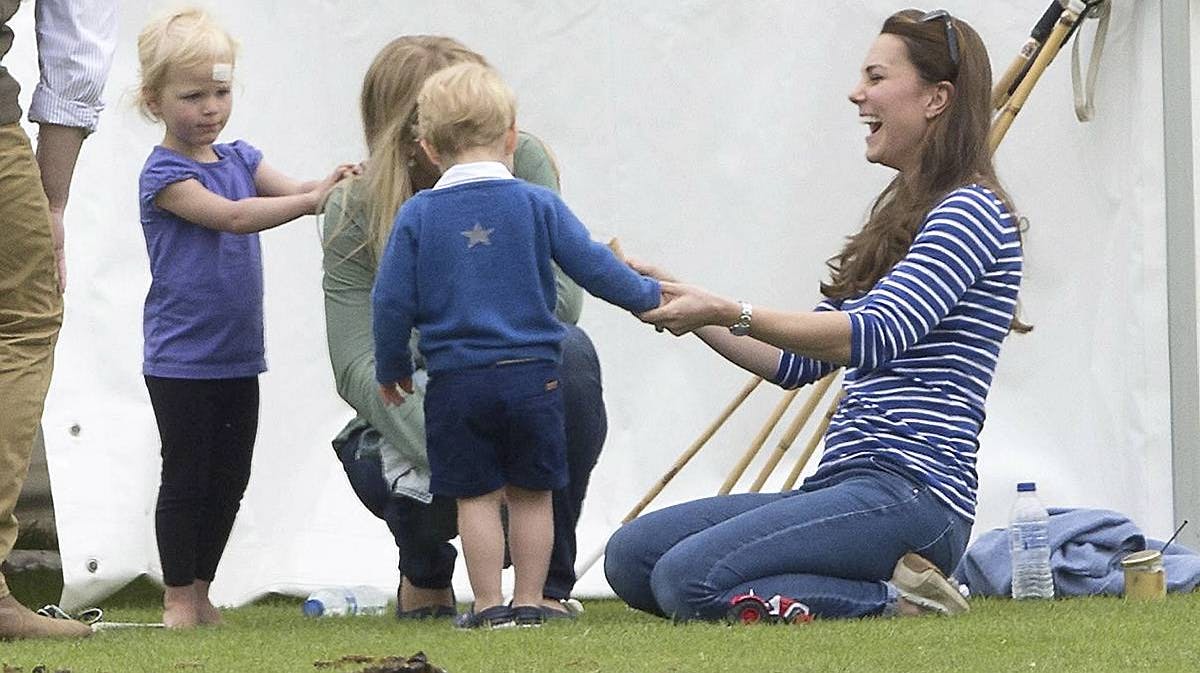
417;62;516;159
136;7;238;120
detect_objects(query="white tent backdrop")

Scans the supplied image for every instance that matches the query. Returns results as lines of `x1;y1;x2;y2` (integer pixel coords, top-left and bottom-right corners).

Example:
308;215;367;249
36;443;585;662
3;1;1187;609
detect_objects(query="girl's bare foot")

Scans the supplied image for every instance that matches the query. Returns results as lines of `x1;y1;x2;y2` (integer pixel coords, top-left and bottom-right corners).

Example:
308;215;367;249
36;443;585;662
163;585;199;629
193;580;223;626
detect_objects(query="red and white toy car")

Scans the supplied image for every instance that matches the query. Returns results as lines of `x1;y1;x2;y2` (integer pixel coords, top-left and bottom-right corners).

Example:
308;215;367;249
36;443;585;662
727;592;814;625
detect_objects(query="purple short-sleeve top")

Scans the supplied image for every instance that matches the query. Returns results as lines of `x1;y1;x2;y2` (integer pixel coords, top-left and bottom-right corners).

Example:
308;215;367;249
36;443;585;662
137;140;267;379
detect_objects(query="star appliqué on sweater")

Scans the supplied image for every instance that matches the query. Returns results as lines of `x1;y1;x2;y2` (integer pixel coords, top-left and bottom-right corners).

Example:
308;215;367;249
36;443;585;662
462;222;494;248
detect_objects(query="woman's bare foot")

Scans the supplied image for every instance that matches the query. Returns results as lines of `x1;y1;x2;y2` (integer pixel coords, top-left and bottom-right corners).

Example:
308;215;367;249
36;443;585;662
193;580;223;626
163;585;199;629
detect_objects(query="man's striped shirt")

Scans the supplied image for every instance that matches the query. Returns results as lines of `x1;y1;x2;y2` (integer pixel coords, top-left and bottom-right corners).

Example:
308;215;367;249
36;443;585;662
773;185;1022;521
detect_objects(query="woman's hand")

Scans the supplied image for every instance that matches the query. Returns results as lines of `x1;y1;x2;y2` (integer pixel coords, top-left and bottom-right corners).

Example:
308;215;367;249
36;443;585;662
378;378;414;406
626;257;678;283
638;281;739;336
624;256;681;331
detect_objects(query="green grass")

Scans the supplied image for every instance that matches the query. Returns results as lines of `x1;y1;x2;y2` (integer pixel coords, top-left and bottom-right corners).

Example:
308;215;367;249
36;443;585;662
3;571;1198;673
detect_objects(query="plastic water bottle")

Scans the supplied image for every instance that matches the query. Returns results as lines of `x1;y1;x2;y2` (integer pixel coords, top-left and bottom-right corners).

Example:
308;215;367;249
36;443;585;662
302;585;390;617
1009;481;1054;599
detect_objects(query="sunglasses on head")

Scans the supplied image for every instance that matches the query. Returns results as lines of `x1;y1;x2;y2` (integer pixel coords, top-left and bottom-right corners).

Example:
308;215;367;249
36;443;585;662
920;9;959;71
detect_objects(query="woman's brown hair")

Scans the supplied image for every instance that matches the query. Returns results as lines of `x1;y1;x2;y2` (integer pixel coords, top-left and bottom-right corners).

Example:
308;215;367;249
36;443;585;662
823;10;1028;332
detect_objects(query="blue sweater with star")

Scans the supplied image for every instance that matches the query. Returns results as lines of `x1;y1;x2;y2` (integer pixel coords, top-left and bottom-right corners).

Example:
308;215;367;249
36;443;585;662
372;178;660;382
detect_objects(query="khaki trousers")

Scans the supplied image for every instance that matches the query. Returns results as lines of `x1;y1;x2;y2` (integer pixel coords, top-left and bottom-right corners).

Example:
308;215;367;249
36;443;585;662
0;122;62;599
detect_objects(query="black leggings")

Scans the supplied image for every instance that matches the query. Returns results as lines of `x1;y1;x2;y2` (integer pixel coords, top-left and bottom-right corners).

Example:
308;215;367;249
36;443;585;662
145;376;258;587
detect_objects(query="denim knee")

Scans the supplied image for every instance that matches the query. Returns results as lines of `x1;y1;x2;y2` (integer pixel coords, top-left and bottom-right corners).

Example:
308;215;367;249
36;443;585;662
603;524;641;597
648;544;717;621
604;522;661;616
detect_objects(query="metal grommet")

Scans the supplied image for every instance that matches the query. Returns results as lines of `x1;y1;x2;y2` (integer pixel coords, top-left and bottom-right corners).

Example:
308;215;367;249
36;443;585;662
86;558;99;573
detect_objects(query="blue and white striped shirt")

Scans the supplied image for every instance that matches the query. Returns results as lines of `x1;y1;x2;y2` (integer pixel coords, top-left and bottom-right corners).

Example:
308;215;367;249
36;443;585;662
773;185;1022;521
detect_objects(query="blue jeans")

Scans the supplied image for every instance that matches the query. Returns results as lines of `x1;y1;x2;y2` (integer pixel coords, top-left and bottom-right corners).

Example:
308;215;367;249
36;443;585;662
604;463;971;620
337;324;606;598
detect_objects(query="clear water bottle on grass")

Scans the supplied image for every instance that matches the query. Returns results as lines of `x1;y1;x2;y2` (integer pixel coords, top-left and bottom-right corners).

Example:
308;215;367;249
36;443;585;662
1009;482;1054;599
302;585;390;617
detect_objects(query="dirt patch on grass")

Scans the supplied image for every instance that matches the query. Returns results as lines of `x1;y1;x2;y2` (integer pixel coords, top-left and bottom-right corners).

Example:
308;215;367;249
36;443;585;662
313;651;446;673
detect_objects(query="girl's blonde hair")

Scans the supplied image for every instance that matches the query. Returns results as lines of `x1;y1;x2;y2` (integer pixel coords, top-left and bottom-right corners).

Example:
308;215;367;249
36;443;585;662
417;62;516;159
136;7;238;120
338;36;487;262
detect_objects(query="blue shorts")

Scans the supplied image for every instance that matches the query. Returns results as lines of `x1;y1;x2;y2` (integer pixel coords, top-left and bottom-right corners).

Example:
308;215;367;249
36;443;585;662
425;360;568;498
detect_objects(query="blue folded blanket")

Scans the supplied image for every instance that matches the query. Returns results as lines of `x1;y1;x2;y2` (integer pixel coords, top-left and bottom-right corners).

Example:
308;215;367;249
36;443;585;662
951;508;1200;597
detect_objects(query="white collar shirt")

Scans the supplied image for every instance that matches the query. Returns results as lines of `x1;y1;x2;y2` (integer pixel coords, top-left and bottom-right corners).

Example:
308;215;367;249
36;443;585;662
433;161;515;190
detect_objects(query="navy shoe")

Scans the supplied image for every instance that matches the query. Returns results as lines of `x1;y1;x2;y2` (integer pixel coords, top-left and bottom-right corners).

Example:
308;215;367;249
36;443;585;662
396;604;457;620
537;603;577;621
511;605;546;627
454;604;514;629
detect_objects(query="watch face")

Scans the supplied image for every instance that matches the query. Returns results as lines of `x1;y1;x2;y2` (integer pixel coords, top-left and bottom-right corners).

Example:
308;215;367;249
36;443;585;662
730;301;752;336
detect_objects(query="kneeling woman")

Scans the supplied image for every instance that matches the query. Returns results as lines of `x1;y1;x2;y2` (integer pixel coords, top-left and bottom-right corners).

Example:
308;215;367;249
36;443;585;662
606;8;1025;620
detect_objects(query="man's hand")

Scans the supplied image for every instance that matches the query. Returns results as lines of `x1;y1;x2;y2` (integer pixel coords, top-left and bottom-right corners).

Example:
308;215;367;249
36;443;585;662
49;207;66;293
35;124;86;294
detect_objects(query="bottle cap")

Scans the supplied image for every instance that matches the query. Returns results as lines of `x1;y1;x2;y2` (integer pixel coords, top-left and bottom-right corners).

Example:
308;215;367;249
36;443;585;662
302;599;325;617
1017;481;1036;492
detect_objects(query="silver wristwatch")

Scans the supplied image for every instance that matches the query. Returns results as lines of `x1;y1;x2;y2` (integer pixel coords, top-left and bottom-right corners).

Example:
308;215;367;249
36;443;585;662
729;301;753;336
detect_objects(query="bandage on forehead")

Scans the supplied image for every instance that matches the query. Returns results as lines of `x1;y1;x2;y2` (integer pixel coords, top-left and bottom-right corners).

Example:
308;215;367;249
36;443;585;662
211;63;233;82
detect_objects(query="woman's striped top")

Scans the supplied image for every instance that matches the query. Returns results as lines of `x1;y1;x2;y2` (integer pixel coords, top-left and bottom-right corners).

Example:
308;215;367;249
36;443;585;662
773;185;1022;521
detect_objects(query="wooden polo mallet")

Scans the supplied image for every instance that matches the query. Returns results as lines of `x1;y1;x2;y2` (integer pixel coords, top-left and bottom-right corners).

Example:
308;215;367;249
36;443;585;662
992;0;1066;111
990;0;1104;151
717;369;839;497
780;387;842;491
572;375;764;577
609;234;835;498
573;370;837;578
587;241;841;571
747;371;837;493
718;387;802;494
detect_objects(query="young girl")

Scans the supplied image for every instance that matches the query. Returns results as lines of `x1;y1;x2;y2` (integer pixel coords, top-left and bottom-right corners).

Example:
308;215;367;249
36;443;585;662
135;7;351;628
